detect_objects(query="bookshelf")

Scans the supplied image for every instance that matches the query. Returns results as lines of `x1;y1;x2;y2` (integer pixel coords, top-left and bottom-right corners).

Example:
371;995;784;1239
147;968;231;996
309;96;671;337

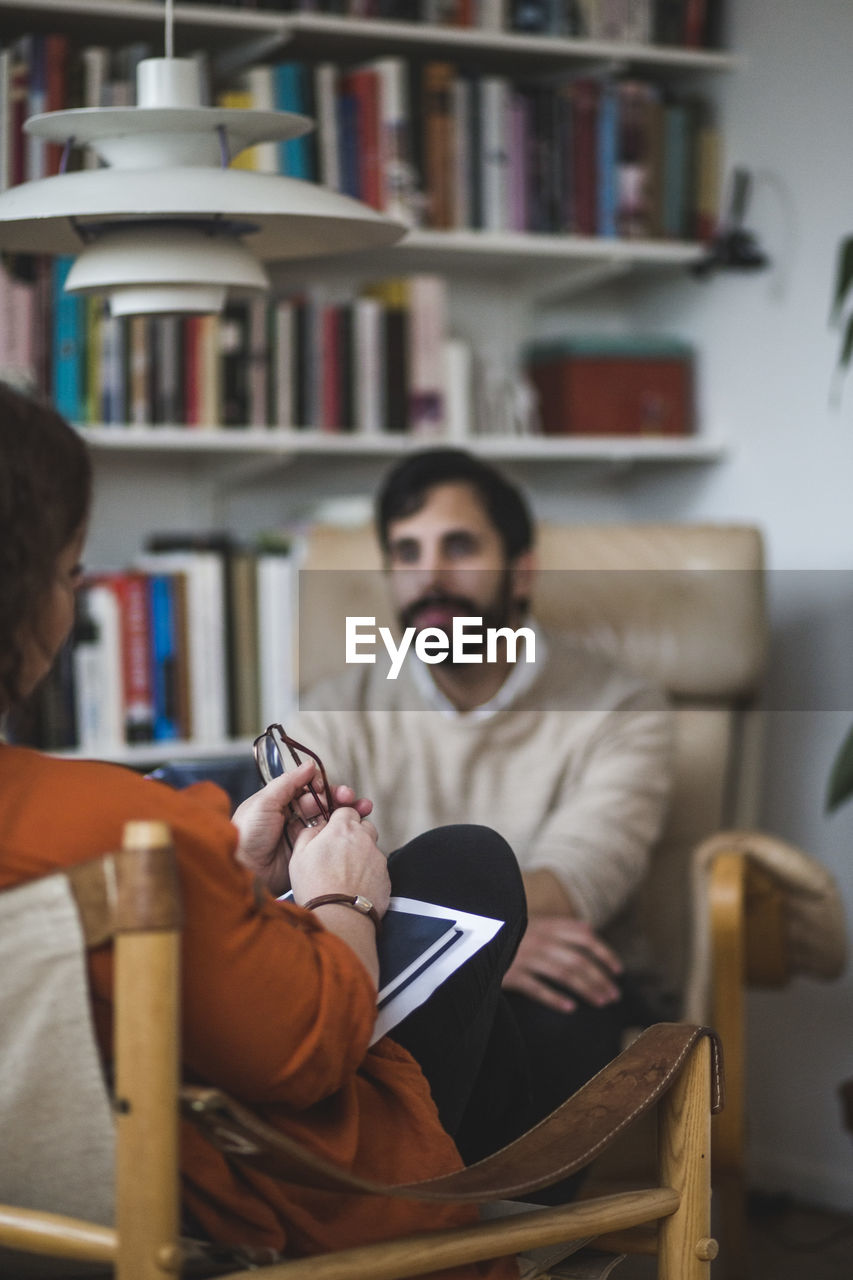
2;2;737;760
0;4;742;74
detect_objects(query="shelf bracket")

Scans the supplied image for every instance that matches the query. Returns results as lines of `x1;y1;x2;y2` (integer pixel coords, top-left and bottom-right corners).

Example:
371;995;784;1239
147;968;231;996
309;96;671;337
210;451;298;496
211;26;296;84
534;258;632;306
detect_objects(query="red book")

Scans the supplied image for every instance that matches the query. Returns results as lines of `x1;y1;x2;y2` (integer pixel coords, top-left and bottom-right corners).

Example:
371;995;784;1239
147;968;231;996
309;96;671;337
683;0;708;47
44;34;70;176
340;69;382;211
183;315;203;426
109;572;156;743
9;53;28;187
571;80;600;236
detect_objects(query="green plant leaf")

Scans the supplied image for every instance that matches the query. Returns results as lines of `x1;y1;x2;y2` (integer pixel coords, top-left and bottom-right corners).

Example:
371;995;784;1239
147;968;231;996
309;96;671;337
830;236;853;324
827;722;853;810
838;310;853;377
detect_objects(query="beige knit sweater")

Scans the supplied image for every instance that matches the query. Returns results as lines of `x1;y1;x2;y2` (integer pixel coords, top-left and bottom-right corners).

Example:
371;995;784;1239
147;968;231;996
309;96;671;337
291;628;673;942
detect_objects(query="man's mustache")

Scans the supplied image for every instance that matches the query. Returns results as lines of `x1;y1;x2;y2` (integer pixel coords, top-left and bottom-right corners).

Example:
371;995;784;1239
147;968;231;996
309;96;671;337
398;591;480;630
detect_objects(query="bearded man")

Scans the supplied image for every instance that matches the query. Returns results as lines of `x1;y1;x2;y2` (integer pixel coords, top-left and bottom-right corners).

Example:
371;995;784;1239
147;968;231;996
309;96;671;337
288;449;674;1173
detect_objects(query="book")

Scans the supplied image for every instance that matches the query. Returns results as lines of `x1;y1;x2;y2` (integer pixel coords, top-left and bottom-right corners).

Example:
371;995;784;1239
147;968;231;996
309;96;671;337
596;82;618;238
479;76;510;232
244;65;278;173
137;547;229;744
73;582;124;751
375;905;460;1005
277;890;503;1045
0;48;11;192
146;573;183;742
314;62;341;191
228;550;261;738
274;62;314;180
422;61;456;230
353;295;385;434
128;314;152;426
51;256;84;423
221;301;250;427
571;79;600;235
256;545;296;726
109;572;156;743
407;274;447;435
372;56;413;223
341;67;382;210
372;896;503;1043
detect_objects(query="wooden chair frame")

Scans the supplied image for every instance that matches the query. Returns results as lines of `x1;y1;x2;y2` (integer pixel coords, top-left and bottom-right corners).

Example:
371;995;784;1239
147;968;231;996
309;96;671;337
0;822;722;1280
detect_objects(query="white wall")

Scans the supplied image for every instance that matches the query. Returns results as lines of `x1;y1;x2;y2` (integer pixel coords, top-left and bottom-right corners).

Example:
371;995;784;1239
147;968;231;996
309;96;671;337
623;0;853;1210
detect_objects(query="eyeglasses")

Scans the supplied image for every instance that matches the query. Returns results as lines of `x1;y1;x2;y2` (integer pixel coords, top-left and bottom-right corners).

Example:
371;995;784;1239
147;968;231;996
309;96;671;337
252;724;334;827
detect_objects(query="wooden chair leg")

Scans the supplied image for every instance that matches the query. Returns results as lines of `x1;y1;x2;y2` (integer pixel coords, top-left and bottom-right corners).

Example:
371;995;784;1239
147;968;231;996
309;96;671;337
657;1036;716;1280
114;822;182;1280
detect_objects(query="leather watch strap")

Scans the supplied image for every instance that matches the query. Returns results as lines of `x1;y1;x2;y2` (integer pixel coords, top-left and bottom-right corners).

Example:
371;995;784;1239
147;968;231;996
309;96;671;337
303;892;381;935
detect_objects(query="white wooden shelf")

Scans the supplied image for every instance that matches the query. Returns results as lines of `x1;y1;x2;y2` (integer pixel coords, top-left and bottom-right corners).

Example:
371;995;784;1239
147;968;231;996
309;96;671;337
0;3;742;76
78;425;726;465
49;736;256;766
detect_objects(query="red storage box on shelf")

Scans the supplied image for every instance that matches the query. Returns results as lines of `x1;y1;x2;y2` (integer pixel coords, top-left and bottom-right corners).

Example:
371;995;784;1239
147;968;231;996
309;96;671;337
525;337;695;437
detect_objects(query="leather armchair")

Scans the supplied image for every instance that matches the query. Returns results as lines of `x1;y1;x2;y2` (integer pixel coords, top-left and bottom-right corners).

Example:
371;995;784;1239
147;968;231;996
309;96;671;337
297;519;848;1277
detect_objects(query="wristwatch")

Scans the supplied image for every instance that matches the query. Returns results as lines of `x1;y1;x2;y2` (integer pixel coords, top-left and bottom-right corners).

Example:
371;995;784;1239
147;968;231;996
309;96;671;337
303;893;381;935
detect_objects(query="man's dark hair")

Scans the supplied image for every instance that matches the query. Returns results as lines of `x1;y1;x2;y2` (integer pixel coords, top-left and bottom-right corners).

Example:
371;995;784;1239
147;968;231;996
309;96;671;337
375;448;534;561
0;382;92;711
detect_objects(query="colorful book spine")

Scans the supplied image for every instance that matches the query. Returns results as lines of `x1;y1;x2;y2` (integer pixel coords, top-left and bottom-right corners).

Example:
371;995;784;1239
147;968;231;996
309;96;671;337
147;574;182;742
110;572;156;743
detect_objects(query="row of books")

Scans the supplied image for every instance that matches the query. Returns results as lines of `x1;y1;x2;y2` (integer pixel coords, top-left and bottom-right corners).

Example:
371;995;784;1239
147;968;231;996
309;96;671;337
0;33;719;242
178;0;726;48
1;256;464;434
9;536;297;754
0;34;160;190
226;59;719;241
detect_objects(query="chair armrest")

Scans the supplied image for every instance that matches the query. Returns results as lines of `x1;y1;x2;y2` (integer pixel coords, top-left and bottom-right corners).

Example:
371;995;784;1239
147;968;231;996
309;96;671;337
685;828;847;1023
181;1023;722;1204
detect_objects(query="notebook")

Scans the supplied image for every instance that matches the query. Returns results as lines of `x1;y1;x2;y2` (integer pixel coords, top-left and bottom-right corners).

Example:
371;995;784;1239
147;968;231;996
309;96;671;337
277;891;503;1044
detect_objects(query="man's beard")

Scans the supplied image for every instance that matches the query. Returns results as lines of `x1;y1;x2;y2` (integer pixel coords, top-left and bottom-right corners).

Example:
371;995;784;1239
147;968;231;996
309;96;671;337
396;569;524;667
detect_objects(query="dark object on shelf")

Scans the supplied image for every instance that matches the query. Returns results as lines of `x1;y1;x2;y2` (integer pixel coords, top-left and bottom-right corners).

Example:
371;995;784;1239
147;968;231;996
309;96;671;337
692;167;770;278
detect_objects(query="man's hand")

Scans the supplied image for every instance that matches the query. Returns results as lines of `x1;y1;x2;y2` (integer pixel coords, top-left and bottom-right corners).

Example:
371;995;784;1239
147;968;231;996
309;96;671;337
502;916;623;1014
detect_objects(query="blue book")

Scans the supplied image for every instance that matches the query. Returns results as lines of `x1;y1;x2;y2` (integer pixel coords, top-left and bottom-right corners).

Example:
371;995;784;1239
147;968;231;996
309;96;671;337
597;83;619;239
148;574;181;741
274;61;313;180
52;256;84;422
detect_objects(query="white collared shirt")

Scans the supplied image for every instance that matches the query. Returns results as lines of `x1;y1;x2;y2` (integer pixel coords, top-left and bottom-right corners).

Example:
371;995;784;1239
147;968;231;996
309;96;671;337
409;617;548;721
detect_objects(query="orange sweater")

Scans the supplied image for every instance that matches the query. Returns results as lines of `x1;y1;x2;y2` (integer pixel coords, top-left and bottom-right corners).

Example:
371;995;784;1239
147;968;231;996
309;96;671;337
0;745;517;1278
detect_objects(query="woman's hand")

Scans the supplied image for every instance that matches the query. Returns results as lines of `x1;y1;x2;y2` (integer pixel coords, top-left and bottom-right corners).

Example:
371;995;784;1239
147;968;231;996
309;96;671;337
288;805;390;989
288;806;390;917
233;761;374;897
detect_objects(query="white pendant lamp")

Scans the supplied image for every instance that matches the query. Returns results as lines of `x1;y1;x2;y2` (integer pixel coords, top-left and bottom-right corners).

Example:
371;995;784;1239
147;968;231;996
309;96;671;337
0;6;406;315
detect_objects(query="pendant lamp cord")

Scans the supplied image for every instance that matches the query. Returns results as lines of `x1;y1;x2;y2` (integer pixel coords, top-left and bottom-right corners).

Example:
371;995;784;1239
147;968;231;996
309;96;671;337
164;0;174;59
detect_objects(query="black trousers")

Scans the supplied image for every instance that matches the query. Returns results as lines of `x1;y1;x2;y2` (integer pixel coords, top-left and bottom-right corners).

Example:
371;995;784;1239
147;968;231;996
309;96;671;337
386;824;533;1162
387;824;635;1191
